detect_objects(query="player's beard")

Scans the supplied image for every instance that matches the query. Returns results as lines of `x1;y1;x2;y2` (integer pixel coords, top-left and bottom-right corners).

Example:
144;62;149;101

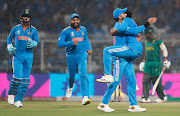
71;22;79;29
146;33;153;41
20;18;30;26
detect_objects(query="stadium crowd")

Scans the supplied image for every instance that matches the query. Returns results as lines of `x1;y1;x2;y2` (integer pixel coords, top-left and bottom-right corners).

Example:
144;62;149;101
0;0;180;73
0;0;180;33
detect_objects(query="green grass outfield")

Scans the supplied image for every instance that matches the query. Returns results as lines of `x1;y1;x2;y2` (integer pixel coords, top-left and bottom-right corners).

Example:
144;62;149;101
0;101;180;116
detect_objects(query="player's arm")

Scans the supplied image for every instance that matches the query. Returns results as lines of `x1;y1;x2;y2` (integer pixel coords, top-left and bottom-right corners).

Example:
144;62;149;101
33;29;38;45
159;41;171;68
112;22;149;36
160;43;168;61
111;17;157;36
110;21;146;35
57;30;75;47
110;21;129;36
136;33;143;42
7;27;16;45
84;28;92;55
27;28;38;48
7;27;16;55
7;27;16;56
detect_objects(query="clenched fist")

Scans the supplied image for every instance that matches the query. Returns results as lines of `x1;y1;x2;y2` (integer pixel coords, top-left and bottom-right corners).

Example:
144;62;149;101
73;39;78;45
147;17;157;25
87;50;92;55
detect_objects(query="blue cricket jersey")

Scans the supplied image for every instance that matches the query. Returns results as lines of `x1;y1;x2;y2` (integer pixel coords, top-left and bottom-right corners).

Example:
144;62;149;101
57;25;92;54
115;17;146;54
7;24;38;53
113;19;146;49
113;22;127;46
124;17;143;54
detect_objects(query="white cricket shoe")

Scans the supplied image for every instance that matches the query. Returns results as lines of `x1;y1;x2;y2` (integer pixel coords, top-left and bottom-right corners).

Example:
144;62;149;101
155;98;163;103
140;98;151;103
128;105;146;112
14;101;23;107
96;75;114;83
82;96;91;105
98;103;115;112
66;87;73;98
8;95;14;105
164;96;167;101
155;96;167;103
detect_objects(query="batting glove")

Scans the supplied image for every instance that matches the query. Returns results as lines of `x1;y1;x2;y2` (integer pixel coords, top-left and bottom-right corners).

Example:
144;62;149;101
27;38;37;48
163;60;171;69
139;61;145;71
7;43;16;56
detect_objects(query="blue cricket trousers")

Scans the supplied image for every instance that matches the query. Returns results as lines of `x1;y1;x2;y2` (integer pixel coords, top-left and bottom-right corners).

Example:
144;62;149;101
66;51;89;98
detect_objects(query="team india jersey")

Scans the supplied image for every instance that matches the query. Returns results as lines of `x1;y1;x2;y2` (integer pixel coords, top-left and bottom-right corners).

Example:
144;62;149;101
145;37;162;61
7;24;38;53
57;25;92;54
113;22;127;46
124;17;143;54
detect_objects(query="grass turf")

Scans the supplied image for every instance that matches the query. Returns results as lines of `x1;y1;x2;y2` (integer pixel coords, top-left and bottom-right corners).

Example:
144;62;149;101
0;101;180;116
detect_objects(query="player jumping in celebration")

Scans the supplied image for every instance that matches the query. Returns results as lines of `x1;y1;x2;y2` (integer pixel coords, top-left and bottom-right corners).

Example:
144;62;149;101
96;8;157;83
7;9;38;107
57;13;92;105
97;8;157;112
139;26;171;103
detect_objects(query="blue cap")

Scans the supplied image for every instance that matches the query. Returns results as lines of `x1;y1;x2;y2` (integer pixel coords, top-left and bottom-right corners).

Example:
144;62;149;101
113;7;127;19
70;13;80;20
20;9;32;18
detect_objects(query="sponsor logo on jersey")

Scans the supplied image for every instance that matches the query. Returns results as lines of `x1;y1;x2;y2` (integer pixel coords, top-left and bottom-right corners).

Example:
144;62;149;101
82;31;84;36
145;46;154;50
18;36;29;41
72;37;83;41
17;30;20;35
28;31;31;35
71;32;75;37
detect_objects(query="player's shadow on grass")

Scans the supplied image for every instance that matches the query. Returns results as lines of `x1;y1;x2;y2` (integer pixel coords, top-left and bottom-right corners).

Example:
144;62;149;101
92;109;127;114
52;105;82;108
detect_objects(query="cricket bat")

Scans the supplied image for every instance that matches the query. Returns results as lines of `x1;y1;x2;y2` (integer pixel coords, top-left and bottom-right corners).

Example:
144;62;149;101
152;66;166;96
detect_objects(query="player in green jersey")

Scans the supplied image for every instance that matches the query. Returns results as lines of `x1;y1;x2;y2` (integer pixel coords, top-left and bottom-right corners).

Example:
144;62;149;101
139;26;171;103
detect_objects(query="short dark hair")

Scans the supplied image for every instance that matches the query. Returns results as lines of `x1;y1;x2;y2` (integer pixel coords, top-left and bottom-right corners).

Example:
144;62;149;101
114;18;119;22
125;10;132;18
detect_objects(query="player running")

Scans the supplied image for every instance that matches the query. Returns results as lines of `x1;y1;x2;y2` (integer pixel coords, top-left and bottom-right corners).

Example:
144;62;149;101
7;9;38;107
139;26;171;103
57;13;92;105
97;8;156;112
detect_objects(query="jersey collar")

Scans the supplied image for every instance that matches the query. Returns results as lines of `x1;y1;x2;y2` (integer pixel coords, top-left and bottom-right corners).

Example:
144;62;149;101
20;24;31;30
70;25;82;32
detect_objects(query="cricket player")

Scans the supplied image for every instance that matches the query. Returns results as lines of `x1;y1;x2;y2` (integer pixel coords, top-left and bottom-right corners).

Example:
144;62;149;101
96;8;157;83
139;26;171;103
7;9;38;107
97;8;156;112
57;13;92;105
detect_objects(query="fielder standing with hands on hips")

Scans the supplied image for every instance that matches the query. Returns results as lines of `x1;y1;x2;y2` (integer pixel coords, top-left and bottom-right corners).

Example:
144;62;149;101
7;9;38;107
139;26;171;103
